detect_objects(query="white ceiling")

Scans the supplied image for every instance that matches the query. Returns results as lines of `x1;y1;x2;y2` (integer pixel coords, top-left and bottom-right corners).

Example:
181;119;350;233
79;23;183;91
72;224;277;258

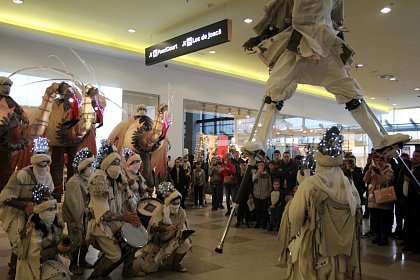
0;0;419;110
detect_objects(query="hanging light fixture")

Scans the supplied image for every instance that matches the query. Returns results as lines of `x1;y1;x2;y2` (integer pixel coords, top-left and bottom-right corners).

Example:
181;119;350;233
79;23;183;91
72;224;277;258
228;107;232;115
246;110;250;119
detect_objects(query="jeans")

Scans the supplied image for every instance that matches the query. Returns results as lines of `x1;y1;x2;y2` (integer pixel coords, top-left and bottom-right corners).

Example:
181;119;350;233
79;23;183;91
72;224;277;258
225;183;238;210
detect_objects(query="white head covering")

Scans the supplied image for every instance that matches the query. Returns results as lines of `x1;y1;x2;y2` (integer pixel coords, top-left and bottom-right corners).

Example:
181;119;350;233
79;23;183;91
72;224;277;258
33;199;57;214
0;76;12;96
100;152;121;171
31;154;52;165
78;157;95;173
126;153;141;167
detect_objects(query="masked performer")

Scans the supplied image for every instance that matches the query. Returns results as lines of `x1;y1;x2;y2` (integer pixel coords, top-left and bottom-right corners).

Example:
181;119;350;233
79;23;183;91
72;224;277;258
278;127;361;279
242;0;409;156
62;147;95;274
0;137;54;279
16;186;71;280
134;187;193;274
86;140;144;279
122;149;149;212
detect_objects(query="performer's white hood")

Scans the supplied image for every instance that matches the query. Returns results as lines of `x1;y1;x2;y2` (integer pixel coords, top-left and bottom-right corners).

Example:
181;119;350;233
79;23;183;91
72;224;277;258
313;151;360;215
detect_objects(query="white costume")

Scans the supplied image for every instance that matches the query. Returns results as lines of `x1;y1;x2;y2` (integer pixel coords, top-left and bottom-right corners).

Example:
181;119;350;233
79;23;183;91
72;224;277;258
16;199;71;280
278;142;361;279
246;0;409;152
0;154;54;253
134;190;191;274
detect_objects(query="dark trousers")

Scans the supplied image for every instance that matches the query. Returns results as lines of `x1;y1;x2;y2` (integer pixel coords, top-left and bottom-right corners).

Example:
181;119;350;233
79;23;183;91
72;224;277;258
371;208;393;242
269;206;282;228
211;182;222;209
394;199;404;235
194;184;204;206
174;185;187;208
254;197;269;227
404;202;420;251
237;198;251;225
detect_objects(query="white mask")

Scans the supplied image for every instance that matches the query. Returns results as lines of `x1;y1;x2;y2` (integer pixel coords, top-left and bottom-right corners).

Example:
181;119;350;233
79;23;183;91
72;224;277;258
39;209;56;228
33;165;48;184
129;163;141;173
82;167;95;180
169;204;180;214
107;165;121;179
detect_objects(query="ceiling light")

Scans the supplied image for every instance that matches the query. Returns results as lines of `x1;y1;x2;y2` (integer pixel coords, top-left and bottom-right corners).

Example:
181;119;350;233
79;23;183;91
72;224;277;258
356;63;364;68
127;28;136;33
244;18;253;24
380;7;391;14
392;103;397;106
209;50;216;54
371;97;376;100
12;0;24;3
258;123;262;127
414;88;420;91
246;110;250;118
228;107;232;115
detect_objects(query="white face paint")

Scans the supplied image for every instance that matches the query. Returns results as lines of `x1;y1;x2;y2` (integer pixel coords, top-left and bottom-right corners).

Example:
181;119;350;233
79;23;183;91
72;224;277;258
82;167;95;180
107;165;121;179
169;204;180;214
39;209;57;228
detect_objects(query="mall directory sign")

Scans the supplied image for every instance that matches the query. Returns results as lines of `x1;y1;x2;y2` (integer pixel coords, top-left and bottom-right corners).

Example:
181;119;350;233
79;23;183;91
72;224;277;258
145;19;232;66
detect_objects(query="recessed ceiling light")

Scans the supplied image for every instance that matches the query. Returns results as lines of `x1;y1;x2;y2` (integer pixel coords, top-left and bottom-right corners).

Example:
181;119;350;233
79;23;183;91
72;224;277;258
12;0;24;3
244;18;253;24
414;87;420;91
381;7;391;14
356;63;364;68
209;50;216;54
127;28;136;33
371;97;376;100
392;103;397;106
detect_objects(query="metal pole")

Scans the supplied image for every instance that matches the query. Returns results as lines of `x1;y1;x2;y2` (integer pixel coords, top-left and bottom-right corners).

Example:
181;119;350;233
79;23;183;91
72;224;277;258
215;96;267;254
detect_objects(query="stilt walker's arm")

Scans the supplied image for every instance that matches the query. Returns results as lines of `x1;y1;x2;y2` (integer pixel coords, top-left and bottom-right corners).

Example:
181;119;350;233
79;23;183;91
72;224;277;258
215;96;268;254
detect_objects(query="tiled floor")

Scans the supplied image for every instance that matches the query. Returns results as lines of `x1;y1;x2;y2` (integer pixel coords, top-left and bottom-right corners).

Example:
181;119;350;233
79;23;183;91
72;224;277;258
1;202;419;279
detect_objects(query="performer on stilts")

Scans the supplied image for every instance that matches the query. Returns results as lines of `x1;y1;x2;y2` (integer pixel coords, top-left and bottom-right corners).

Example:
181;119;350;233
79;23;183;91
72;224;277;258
241;0;410;156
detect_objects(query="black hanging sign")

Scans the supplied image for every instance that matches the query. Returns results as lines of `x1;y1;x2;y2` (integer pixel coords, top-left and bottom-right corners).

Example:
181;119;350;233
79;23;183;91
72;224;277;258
145;19;232;66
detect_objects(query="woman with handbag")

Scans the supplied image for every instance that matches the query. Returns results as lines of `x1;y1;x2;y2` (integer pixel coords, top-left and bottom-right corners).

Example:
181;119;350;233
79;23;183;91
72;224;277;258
364;155;394;246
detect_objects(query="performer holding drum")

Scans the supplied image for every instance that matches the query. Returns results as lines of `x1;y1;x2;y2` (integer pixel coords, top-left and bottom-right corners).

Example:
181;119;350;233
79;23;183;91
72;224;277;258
134;183;194;274
86;140;146;279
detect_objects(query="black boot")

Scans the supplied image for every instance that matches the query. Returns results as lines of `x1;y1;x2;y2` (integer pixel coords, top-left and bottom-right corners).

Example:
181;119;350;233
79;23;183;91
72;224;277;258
79;244;94;268
8;252;17;280
88;256;115;279
172;253;188;272
122;250;145;277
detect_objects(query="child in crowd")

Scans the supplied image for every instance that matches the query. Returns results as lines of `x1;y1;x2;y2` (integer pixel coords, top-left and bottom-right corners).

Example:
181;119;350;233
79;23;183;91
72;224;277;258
192;161;206;208
268;179;282;231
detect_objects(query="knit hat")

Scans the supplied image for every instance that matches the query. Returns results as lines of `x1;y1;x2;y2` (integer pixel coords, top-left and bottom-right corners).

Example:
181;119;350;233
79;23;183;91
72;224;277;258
0;76;12;96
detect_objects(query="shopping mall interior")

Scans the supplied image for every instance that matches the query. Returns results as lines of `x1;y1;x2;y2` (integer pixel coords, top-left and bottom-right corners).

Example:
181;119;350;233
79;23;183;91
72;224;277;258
0;0;419;279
